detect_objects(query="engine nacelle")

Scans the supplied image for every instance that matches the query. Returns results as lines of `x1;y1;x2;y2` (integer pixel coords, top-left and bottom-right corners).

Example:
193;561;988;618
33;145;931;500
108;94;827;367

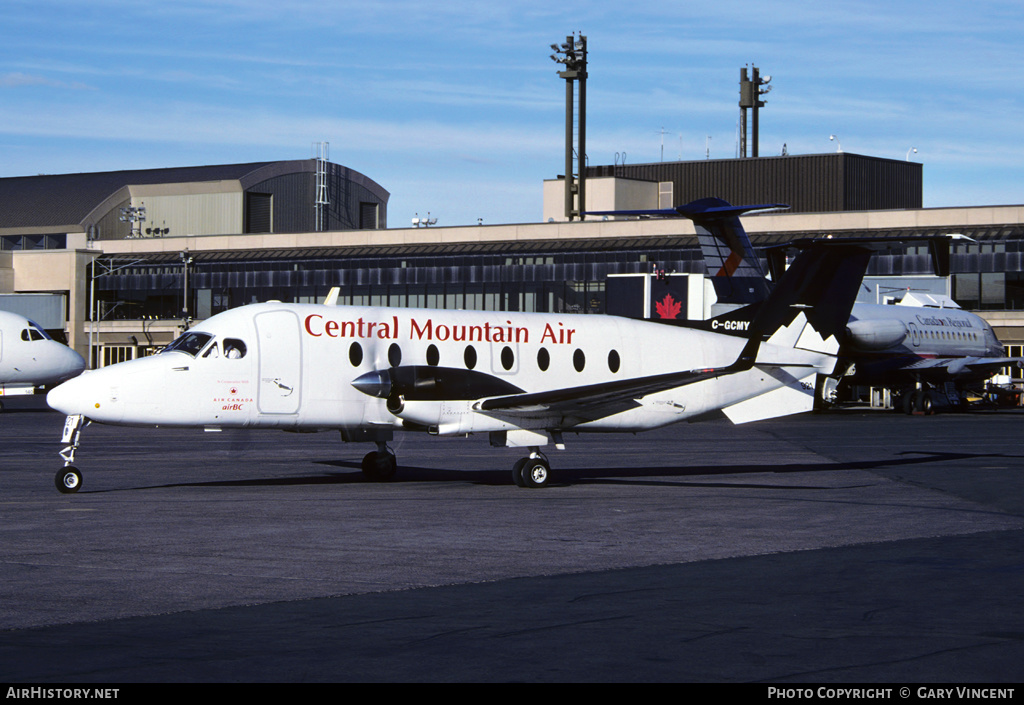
389;399;444;427
845;319;907;351
388;399;520;435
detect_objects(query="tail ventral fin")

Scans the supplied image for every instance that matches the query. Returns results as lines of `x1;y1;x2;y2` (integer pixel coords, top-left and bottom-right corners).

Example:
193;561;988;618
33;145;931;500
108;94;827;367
744;242;873;356
720;245;871;425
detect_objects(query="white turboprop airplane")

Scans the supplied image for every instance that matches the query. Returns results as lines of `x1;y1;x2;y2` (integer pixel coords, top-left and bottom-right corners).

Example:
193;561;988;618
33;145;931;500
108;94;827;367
602;198;1017;414
46;239;873;494
0;309;85;409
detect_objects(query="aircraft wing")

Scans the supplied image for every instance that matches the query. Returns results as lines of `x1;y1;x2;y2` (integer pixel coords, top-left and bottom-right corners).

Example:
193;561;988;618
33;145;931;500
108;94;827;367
475;364;732;420
899;356;1022;378
475;315;836;424
474;355;821;424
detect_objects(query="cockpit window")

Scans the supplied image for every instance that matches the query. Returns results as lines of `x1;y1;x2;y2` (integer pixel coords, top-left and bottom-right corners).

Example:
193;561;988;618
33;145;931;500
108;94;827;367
223;339;247;359
162;331;213;357
20;323;49;342
200;337;247;359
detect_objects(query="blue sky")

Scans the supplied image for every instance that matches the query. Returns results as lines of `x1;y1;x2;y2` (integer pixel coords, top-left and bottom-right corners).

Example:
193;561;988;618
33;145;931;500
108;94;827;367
2;0;1022;226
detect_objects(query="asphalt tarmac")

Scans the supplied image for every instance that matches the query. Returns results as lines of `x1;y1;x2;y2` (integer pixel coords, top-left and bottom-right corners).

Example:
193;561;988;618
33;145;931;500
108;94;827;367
1;399;1023;683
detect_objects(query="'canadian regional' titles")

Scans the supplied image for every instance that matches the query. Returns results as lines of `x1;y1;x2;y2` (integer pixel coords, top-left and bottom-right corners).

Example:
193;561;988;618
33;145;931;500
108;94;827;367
303;314;578;345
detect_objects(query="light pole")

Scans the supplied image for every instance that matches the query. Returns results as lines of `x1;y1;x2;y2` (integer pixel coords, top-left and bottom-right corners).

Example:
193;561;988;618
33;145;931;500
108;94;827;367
179;250;193;330
88;257;146;369
550;34;587;221
739;66;770;158
119;205;146;239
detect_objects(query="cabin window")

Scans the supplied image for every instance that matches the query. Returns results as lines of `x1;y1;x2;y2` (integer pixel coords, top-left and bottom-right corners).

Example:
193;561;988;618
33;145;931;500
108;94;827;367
426;344;440;366
573;348;586;372
464;345;477;370
349;342;363;367
501;346;514;371
537;347;550;371
608;349;620;373
388;343;402;367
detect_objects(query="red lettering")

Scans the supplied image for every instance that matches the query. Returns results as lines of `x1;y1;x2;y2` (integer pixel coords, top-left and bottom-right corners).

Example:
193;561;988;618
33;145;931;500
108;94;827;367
540;322;574;344
304;314;322;337
410;318;431;340
325;320;339;337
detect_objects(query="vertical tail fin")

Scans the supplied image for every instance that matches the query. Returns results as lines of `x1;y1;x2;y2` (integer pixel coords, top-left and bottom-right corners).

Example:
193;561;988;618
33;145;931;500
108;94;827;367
675;197;775;305
585;197;782;311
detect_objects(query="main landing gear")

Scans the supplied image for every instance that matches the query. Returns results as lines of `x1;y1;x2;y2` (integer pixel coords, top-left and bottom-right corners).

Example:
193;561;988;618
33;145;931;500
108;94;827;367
55;414;86;494
512;449;551;489
361;441;397;482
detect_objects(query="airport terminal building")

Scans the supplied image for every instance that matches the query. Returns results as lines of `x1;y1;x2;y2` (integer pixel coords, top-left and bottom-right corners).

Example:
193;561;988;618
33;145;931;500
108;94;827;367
2;153;1024;388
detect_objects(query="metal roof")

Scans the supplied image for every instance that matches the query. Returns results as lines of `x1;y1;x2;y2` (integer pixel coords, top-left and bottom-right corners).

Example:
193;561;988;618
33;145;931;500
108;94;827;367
0;162;279;230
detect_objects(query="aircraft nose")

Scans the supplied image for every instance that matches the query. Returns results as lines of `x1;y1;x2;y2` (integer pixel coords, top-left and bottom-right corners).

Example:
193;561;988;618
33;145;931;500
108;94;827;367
47;372;95;417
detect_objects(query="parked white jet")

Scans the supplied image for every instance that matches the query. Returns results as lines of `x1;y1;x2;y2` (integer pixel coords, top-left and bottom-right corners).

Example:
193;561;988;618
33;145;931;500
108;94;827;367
46;240;872;493
606;197;1016;413
0;310;85;409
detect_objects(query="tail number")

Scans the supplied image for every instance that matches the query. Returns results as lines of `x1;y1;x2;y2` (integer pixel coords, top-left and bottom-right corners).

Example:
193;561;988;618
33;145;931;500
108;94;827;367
711;320;750;332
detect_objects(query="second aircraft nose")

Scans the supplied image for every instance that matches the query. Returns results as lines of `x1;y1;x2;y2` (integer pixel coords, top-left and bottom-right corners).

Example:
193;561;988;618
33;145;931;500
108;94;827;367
59;346;86;382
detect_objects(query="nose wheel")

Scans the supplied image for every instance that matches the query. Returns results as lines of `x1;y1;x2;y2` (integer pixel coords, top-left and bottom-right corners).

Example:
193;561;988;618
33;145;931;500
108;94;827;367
55;467;82;494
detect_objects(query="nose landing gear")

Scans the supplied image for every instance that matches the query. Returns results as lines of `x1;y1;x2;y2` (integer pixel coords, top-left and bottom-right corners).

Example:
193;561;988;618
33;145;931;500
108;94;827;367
55;414;86;494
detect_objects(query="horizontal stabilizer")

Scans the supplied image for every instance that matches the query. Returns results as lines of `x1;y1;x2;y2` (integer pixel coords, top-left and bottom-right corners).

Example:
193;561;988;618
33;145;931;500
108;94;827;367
585;197;787;222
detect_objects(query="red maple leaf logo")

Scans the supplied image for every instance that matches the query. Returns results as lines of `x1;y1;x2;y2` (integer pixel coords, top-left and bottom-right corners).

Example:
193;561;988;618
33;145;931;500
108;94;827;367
655;293;682;319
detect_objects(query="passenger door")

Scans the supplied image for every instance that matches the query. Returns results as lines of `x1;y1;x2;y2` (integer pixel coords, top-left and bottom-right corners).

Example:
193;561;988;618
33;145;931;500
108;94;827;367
254;310;302;415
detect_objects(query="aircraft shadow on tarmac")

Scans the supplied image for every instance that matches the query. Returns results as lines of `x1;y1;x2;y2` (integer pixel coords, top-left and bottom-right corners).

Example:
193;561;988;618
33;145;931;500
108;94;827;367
82;448;1024;493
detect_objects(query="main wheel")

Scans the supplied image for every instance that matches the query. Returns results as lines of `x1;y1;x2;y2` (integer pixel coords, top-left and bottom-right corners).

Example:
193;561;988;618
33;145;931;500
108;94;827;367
915;389;934;415
511;458;527;487
55;467;82;494
519;457;550;489
361;450;397;482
